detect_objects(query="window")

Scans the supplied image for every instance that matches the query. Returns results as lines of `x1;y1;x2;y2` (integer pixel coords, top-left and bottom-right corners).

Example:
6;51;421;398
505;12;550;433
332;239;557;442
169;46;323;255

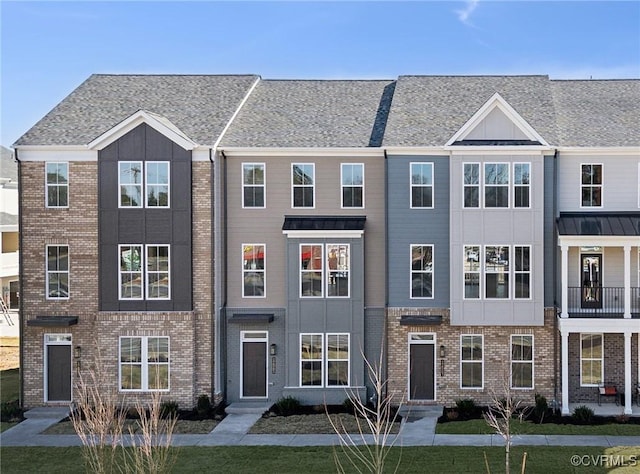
119;161;169;208
485;245;509;298
120;336;169;391
514;246;531;299
463;163;480;208
300;333;349;387
243;244;265;297
580;333;603;386
243;163;265;208
411;245;433;298
511;335;533;389
410;162;433;208
46;163;68;208
464;245;480;299
513;163;530;208
341;163;364;208
581;164;602;207
484;163;509;207
119;244;170;300
46;245;69;299
461;335;483;388
292;163;314;208
300;244;350;298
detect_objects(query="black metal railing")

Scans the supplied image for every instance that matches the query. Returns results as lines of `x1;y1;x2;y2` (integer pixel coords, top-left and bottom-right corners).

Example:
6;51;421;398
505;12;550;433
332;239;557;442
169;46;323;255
632;287;640;315
567;287;625;317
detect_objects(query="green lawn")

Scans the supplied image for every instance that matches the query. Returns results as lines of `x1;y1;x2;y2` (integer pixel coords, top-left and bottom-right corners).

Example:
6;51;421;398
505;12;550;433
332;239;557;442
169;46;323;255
437;418;640;436
1;369;19;403
1;446;639;473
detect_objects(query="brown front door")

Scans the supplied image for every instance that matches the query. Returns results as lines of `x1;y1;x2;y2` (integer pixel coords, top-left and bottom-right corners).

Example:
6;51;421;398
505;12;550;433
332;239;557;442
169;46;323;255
47;345;72;402
409;343;435;400
581;254;602;309
242;341;267;398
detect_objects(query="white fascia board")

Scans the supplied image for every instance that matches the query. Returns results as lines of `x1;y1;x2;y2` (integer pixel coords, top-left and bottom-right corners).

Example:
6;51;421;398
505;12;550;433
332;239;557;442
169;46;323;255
283;230;364;239
88;110;198;151
557;147;640;156
192;147;214;162
220;147;384;158
15;147;97;162
558;317;639;334
384;146;448;156
446;92;549;147
558;235;639;247
446;146;552;155
0;225;19;232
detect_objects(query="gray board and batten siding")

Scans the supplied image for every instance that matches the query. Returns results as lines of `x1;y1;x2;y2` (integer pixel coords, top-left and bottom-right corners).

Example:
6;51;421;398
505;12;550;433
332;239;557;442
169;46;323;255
99;123;193;311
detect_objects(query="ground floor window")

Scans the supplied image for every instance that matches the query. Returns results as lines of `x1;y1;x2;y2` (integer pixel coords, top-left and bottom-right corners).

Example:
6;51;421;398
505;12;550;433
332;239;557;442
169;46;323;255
300;333;349;387
580;333;603;386
460;334;483;388
511;335;534;389
119;336;170;391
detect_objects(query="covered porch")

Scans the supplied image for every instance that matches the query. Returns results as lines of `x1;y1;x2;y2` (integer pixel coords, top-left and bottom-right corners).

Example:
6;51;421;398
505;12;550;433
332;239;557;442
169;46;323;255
567;403;640;417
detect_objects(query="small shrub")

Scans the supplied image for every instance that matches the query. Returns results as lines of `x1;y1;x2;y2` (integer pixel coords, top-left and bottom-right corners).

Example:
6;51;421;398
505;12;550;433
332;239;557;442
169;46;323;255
455;398;477;419
615;413;629;424
446;409;459;421
572;405;594;424
274;396;301;416
342;397;356;414
160;400;179;419
197;394;211;417
533;393;548;424
0;400;22;422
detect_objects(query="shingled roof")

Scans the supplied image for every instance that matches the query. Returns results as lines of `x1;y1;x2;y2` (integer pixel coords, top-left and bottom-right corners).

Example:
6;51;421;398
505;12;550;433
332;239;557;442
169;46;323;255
219;80;396;148
382;75;559;147
13;74;259;147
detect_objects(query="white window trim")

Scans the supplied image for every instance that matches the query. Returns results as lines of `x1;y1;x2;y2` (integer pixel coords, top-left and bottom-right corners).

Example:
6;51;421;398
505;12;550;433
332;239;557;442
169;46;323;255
510;334;534;389
118;161;143;208
119;336;170;392
637;163;640;208
300;333;324;387
462;162;480;209
410;244;434;300
242;243;266;298
291;163;315;209
580;333;604;387
45;162;69;209
144;161;170;208
579;163;603;209
300;244;324;298
326;333;350;387
514;245;532;300
484;244;510;299
513;162;531;209
326;243;350;298
341;163;365;209
46;244;69;300
118;244;170;301
460;334;484;390
409;162;434;209
483;162;510;208
463;245;481;300
146;244;171;300
242;162;266;209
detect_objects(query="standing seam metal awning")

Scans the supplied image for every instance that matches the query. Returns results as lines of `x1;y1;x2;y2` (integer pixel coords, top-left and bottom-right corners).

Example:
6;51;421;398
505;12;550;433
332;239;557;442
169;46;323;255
282;216;366;231
557;213;640;236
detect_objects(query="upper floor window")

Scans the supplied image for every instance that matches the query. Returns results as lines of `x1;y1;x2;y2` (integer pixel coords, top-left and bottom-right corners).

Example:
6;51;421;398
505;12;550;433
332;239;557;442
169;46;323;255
463;163;480;208
410;162;433;208
300;333;349;387
581;164;602;207
485;245;509;298
511;335;534;389
513;163;530;208
410;244;433;298
463;245;480;299
292;163;315;208
464;245;529;300
46;163;69;208
514;246;531;299
46;244;69;299
341;163;364;208
243;163;265;208
243;244;265;297
300;243;349;298
119;161;169;208
119;244;170;300
484;163;509;208
120;336;169;391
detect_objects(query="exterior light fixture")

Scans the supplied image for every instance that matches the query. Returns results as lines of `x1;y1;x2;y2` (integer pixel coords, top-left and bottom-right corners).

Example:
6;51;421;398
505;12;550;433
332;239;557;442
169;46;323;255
270;344;277;356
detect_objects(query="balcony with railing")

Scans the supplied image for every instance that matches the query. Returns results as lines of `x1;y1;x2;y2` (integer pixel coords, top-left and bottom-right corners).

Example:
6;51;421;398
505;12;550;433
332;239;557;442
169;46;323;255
567;287;640;318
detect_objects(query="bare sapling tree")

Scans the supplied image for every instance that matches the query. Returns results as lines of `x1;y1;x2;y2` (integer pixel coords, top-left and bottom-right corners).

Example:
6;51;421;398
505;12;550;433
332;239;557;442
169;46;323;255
327;344;405;474
482;368;529;474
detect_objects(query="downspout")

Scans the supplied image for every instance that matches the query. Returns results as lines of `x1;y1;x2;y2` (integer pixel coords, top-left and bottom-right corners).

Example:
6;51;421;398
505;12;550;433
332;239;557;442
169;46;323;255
14;148;24;408
552;148;559;407
383;149;389;400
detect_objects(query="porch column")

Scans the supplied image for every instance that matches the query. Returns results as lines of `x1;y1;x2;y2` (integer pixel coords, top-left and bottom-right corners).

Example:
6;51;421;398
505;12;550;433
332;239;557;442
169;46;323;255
623;244;631;318
624;331;632;415
561;329;570;415
560;244;569;318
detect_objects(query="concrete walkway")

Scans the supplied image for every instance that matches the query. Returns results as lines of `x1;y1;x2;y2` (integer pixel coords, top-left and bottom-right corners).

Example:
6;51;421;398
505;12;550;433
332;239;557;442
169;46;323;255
2;406;639;448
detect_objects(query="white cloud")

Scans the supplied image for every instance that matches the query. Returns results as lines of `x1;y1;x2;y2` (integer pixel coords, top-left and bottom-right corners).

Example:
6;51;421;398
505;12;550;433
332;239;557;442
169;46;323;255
455;0;480;26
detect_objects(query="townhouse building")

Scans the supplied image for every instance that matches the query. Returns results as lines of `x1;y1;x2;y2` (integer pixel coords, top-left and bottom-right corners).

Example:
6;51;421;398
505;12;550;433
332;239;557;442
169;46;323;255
1;146;19;311
12;74;639;414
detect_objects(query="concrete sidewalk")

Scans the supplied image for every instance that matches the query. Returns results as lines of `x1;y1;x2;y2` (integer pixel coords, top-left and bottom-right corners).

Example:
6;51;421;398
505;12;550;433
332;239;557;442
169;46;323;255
2;407;640;448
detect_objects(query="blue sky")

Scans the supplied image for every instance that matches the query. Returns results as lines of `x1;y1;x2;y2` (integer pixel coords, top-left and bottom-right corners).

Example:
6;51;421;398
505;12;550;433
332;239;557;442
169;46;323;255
1;1;639;147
